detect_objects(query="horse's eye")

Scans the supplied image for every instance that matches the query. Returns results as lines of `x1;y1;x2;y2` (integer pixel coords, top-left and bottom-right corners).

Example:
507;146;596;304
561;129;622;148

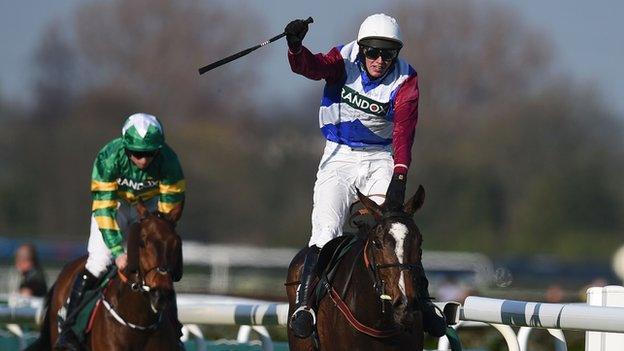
139;240;146;248
373;239;382;249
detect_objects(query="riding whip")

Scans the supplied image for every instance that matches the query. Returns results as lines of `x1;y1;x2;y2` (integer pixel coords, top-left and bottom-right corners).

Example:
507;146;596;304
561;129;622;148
198;17;313;75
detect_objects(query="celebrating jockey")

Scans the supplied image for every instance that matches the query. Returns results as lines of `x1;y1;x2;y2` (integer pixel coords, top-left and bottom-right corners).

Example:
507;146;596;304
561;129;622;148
55;113;186;350
284;14;446;338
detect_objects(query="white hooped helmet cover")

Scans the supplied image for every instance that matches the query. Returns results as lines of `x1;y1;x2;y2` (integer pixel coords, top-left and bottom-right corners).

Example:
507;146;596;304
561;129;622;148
357;13;403;50
121;113;165;152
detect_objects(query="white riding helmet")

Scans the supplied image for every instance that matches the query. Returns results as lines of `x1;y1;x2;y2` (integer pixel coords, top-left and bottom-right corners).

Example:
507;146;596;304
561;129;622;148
357;13;403;50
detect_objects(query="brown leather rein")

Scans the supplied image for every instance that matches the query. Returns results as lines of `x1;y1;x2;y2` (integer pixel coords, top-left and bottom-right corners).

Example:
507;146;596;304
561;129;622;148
323;237;402;338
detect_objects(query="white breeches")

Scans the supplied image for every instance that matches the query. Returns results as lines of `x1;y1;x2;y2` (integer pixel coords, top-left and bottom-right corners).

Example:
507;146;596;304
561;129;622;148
309;141;393;248
85;198;158;277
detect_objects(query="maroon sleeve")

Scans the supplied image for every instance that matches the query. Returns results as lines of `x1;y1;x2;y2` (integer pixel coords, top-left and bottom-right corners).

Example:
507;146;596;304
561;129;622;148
391;74;419;175
288;46;345;84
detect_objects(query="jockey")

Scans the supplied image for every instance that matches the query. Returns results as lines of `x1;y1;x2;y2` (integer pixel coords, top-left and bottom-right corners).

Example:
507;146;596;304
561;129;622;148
285;14;446;338
55;113;186;350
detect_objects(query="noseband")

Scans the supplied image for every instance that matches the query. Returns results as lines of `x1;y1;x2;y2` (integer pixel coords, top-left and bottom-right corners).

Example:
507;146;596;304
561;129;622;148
131;265;172;293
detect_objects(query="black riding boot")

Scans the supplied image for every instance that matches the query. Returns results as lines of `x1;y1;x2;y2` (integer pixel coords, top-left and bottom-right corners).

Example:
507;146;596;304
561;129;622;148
54;269;97;351
415;263;447;337
289;245;320;338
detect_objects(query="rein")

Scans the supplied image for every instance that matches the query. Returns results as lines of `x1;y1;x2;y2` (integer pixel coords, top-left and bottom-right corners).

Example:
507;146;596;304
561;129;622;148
323;219;422;339
322;236;406;339
94;271;164;331
100;290;163;331
326;286;401;338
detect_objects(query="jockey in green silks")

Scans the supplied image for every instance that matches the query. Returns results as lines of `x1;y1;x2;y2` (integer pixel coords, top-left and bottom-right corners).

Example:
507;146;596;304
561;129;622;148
55;113;185;351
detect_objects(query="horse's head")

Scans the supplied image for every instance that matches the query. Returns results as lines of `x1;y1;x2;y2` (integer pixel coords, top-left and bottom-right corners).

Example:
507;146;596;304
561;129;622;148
357;185;425;328
127;200;183;313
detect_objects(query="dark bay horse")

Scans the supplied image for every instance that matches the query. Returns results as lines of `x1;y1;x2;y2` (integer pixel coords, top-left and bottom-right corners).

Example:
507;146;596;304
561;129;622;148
28;201;183;351
286;186;428;351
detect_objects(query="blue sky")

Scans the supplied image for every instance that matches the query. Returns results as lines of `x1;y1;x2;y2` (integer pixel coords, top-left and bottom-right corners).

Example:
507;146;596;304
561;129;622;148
1;0;623;115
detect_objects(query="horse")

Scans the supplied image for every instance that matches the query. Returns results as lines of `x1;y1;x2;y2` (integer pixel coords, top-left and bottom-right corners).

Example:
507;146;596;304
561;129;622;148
286;186;428;351
27;201;183;351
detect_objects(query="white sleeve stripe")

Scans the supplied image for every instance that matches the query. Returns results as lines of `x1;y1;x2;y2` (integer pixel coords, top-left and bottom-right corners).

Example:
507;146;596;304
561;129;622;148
394;164;408;169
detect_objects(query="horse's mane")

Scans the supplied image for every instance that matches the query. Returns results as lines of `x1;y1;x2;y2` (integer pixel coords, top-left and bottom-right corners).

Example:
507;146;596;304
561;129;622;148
349;198;383;238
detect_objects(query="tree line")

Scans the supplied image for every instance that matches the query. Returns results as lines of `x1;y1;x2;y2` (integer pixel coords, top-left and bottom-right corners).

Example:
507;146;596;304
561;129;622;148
0;0;622;261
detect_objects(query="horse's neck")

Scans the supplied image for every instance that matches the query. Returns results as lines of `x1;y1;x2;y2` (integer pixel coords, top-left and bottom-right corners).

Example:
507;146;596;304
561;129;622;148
107;278;159;325
336;247;383;319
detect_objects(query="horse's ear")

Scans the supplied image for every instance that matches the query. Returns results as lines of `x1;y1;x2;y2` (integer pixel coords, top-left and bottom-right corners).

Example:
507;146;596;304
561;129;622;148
404;185;425;216
356;188;382;221
166;202;184;223
135;199;149;218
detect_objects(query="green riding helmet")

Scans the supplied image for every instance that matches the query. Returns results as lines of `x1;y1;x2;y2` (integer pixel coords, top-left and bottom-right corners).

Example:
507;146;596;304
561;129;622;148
121;113;165;152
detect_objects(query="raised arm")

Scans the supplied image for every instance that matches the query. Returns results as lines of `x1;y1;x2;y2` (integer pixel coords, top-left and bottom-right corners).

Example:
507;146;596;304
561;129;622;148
285;19;345;84
288;46;345;83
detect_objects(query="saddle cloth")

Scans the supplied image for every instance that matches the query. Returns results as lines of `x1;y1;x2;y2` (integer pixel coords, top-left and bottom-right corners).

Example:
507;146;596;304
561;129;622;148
57;267;117;342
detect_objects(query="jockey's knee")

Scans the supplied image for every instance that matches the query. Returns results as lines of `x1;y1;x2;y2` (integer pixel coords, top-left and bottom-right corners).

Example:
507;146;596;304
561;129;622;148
85;255;111;278
309;226;342;249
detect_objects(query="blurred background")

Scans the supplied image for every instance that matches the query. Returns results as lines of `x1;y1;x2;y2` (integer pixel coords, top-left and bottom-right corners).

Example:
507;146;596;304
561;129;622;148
1;0;624;349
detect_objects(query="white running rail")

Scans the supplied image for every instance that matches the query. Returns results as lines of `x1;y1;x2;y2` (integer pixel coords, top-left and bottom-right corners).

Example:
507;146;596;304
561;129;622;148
3;293;624;351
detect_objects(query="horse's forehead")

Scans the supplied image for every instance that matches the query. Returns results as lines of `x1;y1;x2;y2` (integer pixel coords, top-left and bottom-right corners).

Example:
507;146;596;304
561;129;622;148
141;218;177;241
386;221;408;243
381;218;413;233
389;222;409;236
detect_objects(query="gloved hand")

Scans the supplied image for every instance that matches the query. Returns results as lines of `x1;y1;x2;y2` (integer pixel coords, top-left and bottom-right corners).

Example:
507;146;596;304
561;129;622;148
115;253;128;272
284;19;309;52
385;173;407;211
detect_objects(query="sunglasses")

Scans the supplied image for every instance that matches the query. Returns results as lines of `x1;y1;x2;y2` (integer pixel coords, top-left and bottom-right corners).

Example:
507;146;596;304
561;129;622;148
126;149;158;158
362;46;399;61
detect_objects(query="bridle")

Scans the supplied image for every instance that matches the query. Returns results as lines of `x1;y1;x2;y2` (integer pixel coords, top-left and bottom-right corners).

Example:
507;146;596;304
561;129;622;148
363;213;420;312
365;245;417;308
102;211;177;331
129;211;177;292
324;212;421;338
130;265;173;293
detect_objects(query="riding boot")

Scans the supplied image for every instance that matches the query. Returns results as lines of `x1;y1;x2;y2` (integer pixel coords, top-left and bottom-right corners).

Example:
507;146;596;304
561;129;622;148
54;269;98;351
289;245;320;338
414;263;447;338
